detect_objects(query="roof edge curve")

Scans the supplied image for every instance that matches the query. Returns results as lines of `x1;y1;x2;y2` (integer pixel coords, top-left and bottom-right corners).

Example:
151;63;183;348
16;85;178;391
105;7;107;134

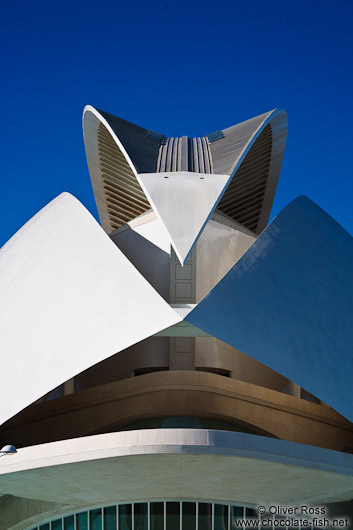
82;105;152;233
0;191;181;425
212;108;288;233
1;430;353;505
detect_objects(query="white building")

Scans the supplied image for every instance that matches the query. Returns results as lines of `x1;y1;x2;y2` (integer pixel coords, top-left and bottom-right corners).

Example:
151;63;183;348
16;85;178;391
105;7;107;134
0;106;352;530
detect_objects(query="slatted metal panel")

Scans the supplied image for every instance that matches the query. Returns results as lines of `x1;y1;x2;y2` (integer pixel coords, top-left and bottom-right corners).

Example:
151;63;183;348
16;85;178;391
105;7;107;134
209;111;271;176
97;123;150;230
157;137;185;172
84;106;286;235
98;110;162;174
189;137;212;173
157;136;212;173
146;130;164;142
217;124;273;232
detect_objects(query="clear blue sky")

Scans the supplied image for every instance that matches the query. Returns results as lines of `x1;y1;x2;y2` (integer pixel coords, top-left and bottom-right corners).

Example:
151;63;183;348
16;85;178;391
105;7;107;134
1;0;352;246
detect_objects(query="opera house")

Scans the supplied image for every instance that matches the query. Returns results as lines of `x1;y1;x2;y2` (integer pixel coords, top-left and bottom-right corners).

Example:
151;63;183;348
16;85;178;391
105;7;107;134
0;105;353;530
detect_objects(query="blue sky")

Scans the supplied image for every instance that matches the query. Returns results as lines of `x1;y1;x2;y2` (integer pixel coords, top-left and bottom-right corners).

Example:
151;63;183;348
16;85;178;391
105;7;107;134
1;0;352;246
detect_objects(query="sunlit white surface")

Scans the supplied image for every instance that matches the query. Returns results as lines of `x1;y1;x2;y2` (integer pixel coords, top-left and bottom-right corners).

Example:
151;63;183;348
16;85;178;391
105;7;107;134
137;171;230;265
1;430;353;505
128;212;171;254
0;193;180;425
187;196;353;421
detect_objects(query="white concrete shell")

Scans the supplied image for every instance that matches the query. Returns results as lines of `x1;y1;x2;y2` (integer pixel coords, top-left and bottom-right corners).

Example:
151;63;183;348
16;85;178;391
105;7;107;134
137;171;230;264
1;430;353;505
186;196;353;421
0;193;180;426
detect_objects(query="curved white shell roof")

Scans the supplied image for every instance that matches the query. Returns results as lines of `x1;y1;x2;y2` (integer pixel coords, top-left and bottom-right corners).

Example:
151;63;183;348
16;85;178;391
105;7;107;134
186;196;353;421
1;430;353;504
0;193;180;426
1;192;352;426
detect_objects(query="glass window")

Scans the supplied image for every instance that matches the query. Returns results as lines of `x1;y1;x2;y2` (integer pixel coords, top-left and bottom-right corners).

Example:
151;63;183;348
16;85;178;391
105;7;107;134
64;515;74;530
215;504;228;530
104;506;117;530
182;502;196;530
119;504;132;530
245;508;258;520
134;503;148;530
90;508;102;530
32;501;255;530
231;506;243;530
52;520;63;530
166;502;180;530
76;512;88;530
150;502;164;530
198;503;212;529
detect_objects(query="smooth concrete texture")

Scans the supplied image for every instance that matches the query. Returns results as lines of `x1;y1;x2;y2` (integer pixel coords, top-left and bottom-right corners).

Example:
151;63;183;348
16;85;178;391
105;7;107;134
195;211;256;302
110;212;171;300
113;209;256;303
1;430;353;506
128;211;171;254
0;495;68;530
194;336;293;393
0;193;180;426
186;196;353;421
137;171;230;265
2;371;352;451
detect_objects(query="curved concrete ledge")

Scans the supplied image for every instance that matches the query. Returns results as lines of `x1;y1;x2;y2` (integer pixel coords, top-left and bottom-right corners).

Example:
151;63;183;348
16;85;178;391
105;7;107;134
2;371;352;452
1;430;353;506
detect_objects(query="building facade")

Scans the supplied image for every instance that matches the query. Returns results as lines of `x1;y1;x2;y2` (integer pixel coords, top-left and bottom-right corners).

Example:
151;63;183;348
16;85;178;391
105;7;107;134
0;107;352;530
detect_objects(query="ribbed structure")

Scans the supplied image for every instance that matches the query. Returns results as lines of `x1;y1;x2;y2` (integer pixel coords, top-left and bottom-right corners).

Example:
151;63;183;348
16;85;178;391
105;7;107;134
157;136;212;173
83;105;287;235
97;123;150;230
189;137;212;173
217;124;272;232
157;137;187;172
97;110;161;174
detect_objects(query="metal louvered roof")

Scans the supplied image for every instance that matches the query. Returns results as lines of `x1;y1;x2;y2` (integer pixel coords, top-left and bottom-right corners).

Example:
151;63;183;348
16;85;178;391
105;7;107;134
83;105;287;235
217;124;273;232
97;123;150;231
157;136;213;173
